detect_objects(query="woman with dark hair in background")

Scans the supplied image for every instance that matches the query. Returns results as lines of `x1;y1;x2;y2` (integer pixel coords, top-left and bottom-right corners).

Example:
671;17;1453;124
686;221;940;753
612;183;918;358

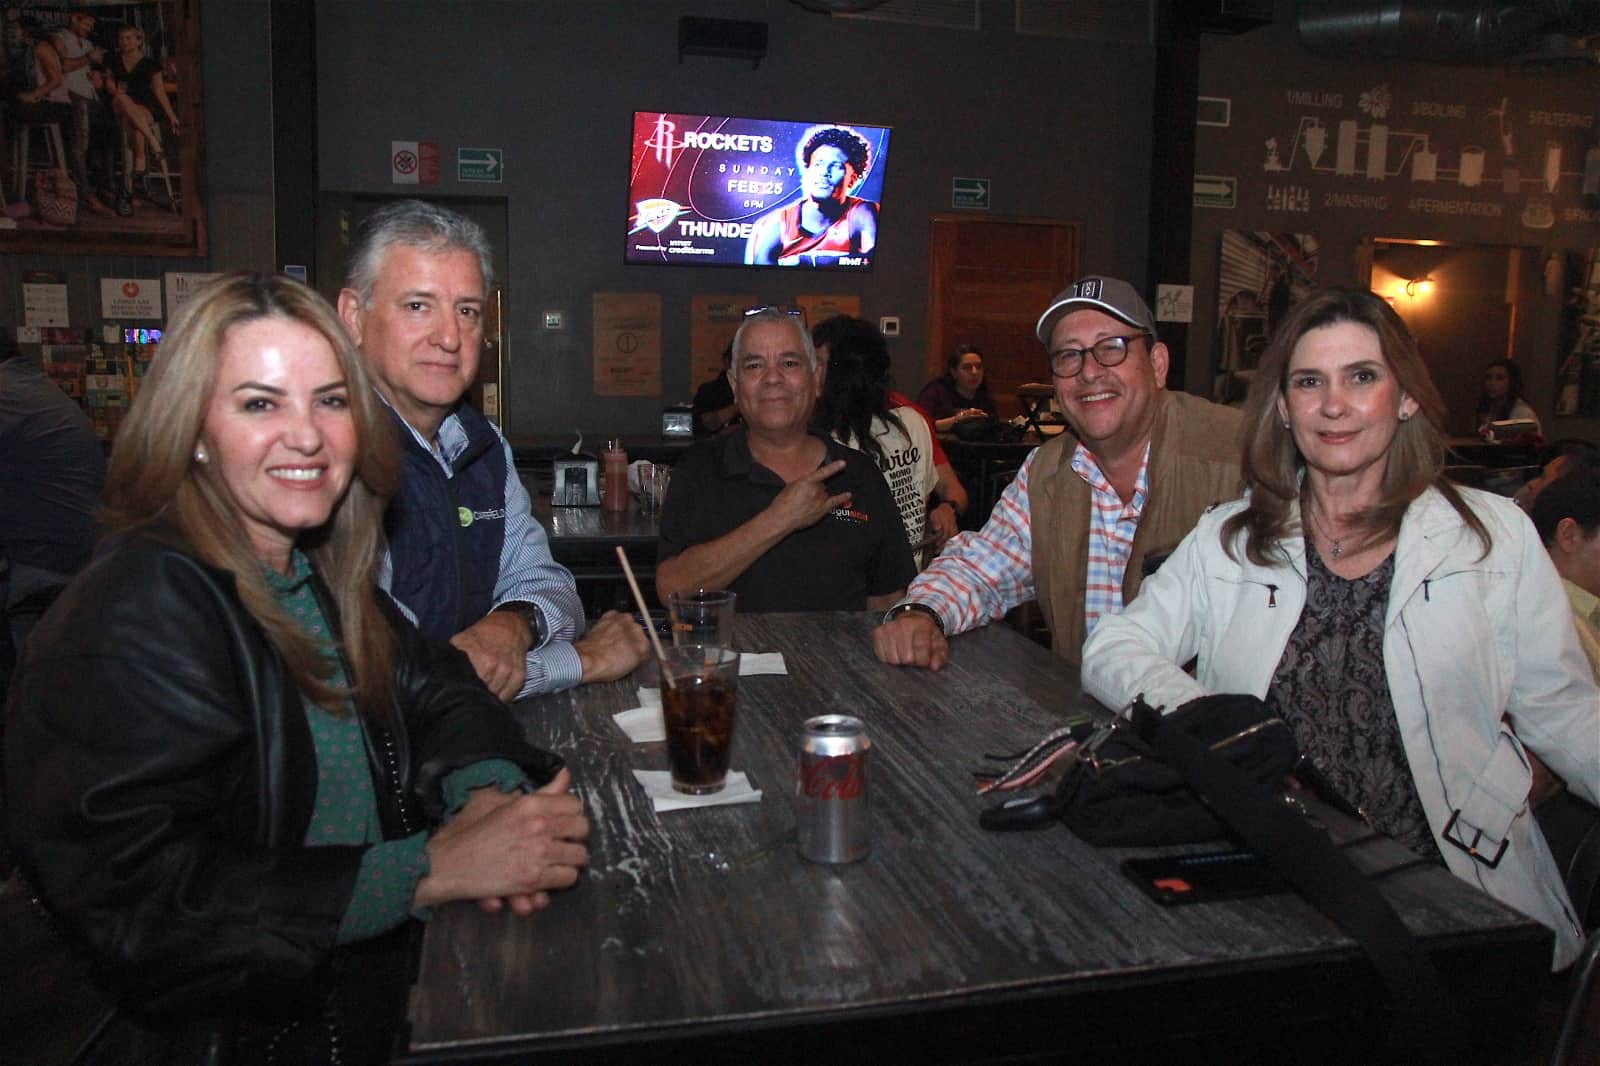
814;315;940;551
5;274;587;1063
1082;287;1598;971
918;343;997;433
1476;357;1541;434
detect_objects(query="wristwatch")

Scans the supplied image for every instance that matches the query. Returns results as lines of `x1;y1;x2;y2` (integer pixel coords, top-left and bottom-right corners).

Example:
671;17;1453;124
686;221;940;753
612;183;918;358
491;600;543;645
882;602;945;635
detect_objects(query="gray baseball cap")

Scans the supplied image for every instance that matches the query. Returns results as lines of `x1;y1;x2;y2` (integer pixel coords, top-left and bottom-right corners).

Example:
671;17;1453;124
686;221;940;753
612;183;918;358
1035;275;1158;344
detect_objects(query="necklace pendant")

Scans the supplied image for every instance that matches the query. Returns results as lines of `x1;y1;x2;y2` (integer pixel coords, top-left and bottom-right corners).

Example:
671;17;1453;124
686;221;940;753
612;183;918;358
1330;540;1343;560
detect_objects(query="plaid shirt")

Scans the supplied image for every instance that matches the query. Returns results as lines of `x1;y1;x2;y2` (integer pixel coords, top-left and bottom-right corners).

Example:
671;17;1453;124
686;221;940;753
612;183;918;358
1071;441;1149;633
901;441;1149;638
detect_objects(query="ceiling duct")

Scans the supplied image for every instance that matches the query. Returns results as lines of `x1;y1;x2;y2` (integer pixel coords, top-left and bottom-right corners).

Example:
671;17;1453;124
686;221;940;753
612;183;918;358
1297;0;1600;63
790;0;892;12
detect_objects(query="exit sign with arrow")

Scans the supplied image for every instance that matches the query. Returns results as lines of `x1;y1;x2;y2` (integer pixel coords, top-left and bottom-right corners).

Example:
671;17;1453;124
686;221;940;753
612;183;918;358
458;147;504;183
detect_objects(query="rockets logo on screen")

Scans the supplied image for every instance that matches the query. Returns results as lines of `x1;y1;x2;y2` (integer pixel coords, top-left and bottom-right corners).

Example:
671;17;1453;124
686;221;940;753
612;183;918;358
625;112;892;271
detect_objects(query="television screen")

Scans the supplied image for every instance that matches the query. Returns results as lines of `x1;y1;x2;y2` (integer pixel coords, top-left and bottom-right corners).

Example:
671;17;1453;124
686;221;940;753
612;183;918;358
626;112;891;271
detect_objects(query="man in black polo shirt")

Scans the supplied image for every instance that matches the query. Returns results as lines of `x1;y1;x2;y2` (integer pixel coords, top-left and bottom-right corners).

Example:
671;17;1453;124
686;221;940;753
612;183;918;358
656;308;914;612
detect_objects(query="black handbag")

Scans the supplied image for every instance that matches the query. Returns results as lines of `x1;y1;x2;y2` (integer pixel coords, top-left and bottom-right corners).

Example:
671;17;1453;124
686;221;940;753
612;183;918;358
1055;692;1299;845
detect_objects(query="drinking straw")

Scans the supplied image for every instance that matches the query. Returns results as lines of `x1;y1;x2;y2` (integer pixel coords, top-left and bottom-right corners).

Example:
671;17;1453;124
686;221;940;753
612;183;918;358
615;546;677;689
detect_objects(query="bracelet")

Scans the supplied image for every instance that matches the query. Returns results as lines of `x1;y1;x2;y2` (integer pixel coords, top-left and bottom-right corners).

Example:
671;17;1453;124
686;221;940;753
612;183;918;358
882;602;945;635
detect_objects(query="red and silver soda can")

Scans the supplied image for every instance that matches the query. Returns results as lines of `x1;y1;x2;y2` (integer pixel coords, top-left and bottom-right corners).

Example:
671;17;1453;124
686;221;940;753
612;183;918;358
796;714;870;864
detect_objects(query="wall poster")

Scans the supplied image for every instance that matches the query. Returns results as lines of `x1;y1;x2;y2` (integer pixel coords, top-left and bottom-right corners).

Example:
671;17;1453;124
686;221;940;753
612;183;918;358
1213;230;1319;403
1556;250;1600;417
689;294;753;393
592;292;661;397
3;1;204;255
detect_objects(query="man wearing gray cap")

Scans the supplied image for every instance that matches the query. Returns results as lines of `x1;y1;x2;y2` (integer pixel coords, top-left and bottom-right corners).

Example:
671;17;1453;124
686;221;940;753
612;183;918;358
874;275;1243;669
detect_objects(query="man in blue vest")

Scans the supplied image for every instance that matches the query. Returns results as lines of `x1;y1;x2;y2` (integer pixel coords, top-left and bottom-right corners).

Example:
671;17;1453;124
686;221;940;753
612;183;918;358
339;200;646;700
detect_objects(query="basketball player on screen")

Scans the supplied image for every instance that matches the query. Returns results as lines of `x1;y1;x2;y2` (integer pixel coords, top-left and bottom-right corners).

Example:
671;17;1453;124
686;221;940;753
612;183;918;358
745;125;878;267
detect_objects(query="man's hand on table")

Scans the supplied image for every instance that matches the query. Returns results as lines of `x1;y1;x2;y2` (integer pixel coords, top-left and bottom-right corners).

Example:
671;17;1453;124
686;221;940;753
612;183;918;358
416;768;590;915
576;610;650;684
451;612;532;702
873;611;950;671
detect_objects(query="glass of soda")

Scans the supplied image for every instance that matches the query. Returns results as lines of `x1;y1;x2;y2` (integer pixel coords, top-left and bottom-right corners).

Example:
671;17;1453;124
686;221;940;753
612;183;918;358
659;645;741;794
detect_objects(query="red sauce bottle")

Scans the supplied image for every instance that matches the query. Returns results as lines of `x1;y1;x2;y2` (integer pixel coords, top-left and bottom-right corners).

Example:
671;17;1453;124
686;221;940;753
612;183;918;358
603;437;629;511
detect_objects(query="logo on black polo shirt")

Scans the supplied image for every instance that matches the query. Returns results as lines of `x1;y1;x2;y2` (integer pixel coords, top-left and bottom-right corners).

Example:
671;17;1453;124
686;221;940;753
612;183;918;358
828;507;870;526
457;506;507;528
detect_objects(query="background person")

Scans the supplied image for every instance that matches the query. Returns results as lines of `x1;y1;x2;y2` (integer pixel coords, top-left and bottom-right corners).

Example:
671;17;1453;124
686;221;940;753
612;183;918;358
918;343;997;433
338;200;646;700
0;327;105;697
1080;288;1599;971
4;274;588;1063
744;125;879;267
1530;468;1600;682
104;23;177;211
657;307;914;611
691;341;738;438
1513;436;1599;512
811;314;939;551
51;8;111;215
1475;357;1541;435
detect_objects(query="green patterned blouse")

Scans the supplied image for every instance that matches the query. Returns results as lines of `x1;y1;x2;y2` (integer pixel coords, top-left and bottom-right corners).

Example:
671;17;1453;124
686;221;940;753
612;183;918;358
267;552;527;942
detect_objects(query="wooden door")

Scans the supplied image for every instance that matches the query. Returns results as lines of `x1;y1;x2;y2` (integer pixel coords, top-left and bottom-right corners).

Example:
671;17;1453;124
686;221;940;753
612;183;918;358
927;215;1080;419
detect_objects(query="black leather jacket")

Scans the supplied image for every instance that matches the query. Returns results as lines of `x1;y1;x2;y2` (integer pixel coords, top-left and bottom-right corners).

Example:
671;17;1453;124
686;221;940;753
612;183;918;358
2;530;560;1029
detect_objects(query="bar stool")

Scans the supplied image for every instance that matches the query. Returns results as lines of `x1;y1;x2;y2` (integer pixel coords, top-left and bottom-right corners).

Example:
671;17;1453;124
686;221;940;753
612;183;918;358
12;121;69;202
117;123;179;213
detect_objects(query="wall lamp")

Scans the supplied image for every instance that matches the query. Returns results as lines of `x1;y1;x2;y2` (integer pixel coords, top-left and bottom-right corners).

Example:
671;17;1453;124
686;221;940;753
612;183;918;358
1404;276;1435;297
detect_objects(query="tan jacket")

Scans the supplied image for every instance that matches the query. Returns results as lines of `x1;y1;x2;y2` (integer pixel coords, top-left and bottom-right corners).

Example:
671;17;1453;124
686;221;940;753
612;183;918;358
1030;390;1243;664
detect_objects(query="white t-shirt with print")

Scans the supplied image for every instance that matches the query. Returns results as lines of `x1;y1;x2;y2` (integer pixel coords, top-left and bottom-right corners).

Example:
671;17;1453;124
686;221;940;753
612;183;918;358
838;411;938;547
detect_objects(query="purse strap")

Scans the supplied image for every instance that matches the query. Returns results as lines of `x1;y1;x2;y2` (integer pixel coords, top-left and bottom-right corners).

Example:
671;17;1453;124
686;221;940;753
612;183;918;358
1132;696;1468;1064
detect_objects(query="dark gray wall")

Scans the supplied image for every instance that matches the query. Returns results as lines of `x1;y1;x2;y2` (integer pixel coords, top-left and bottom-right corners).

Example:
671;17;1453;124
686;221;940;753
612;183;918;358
1192;12;1600;441
314;0;1156;436
0;1;277;325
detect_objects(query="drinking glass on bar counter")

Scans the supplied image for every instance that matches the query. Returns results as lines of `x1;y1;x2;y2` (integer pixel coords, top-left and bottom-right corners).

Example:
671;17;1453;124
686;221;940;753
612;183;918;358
667;589;736;648
638;462;670;515
660;645;740;794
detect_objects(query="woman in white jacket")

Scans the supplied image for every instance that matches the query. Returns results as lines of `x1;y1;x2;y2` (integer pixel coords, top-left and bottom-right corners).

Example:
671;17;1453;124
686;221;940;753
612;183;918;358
1082;288;1599;969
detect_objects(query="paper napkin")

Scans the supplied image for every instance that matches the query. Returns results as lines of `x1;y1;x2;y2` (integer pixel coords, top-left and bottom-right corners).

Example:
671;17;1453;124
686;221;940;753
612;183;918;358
630;770;762;812
739;652;786;675
613;699;664;743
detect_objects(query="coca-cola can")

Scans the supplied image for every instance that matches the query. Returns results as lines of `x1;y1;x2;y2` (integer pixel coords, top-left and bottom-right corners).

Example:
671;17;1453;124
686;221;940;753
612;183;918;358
795;714;870;864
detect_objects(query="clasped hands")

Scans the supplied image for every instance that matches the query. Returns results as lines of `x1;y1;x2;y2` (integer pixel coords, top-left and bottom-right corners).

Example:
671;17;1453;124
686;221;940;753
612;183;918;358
414;768;590;916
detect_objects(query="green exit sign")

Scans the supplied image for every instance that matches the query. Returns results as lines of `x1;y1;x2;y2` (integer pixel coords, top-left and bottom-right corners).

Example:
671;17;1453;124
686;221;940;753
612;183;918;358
458;147;503;183
952;177;990;210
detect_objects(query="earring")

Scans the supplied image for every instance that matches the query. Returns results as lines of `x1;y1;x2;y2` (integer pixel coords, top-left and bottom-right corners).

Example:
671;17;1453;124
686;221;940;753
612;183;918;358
1398;411;1411;422
1282;420;1291;430
194;444;208;463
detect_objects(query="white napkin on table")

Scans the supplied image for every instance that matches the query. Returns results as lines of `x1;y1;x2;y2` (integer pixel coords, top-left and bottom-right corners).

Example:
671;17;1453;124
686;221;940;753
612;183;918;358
630;770;763;812
613;692;665;743
738;652;787;675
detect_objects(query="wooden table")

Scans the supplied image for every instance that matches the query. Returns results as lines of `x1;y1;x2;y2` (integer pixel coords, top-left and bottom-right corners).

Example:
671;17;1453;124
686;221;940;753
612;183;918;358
401;614;1550;1064
528;484;661;618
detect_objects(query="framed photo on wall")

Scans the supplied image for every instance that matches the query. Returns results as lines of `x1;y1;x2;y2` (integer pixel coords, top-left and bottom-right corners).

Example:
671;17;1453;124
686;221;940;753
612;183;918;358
2;0;204;256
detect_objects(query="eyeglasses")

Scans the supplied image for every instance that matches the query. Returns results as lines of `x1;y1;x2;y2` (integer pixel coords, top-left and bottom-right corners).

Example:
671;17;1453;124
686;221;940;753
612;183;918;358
1047;334;1147;379
743;305;805;320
